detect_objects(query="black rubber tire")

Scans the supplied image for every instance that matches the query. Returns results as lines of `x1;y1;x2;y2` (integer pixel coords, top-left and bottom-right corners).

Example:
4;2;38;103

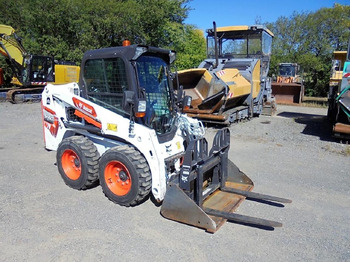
56;136;100;190
99;145;152;207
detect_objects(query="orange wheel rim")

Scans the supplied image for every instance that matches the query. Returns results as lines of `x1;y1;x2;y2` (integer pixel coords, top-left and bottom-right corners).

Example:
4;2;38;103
104;161;132;196
61;149;81;180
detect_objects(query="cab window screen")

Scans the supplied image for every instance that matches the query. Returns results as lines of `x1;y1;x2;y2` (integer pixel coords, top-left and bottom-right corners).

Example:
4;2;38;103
84;58;129;115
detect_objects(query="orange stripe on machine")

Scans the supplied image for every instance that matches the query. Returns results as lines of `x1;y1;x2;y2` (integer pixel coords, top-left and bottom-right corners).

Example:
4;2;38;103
74;110;102;129
72;97;97;117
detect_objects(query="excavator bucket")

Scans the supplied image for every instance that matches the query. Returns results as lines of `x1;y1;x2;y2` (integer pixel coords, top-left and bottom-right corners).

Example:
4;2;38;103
161;128;291;233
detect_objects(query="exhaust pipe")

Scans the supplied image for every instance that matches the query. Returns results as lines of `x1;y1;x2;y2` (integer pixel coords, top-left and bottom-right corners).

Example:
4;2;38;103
213;21;219;69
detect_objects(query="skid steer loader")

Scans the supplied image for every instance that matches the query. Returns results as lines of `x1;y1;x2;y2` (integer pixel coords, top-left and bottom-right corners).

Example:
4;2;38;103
42;44;291;233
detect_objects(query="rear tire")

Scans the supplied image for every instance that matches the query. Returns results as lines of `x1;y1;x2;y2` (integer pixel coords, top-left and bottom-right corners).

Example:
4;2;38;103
56;136;100;190
99;145;152;206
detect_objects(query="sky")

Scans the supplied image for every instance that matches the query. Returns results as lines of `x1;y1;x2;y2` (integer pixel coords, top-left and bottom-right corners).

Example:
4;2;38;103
184;0;350;31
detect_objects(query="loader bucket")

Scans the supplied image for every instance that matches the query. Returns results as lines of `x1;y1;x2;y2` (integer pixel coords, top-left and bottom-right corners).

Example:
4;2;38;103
161;160;254;232
271;81;304;104
161;182;218;232
161;128;291;233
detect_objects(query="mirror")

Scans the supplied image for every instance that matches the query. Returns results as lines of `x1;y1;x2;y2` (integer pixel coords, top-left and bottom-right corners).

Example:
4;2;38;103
122;90;135;112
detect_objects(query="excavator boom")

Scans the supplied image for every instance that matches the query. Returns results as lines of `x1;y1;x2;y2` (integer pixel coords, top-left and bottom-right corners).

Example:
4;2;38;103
0;24;27;66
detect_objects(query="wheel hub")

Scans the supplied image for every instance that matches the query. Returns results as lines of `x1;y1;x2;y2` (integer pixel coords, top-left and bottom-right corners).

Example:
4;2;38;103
74;158;80;168
119;171;128;182
61;149;81;180
104;161;132;196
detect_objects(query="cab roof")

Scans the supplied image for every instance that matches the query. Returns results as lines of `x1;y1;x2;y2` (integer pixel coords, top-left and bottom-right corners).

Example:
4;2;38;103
82;45;175;64
207;25;274;38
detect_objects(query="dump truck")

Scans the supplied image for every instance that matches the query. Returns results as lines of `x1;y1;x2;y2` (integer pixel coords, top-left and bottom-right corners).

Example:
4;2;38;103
173;23;276;125
327;42;350;139
42;43;291;233
0;24;80;103
271;63;304;104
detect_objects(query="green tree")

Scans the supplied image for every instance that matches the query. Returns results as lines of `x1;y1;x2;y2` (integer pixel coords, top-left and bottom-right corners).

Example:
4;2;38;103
171;25;206;70
0;0;203;70
266;4;350;97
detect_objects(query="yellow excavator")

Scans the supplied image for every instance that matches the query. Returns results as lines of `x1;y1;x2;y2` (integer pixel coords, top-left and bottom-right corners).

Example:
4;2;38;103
0;24;80;103
174;23;276;125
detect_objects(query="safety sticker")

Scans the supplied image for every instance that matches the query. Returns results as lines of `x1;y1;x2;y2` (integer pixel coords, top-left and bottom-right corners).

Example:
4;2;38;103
107;123;118;132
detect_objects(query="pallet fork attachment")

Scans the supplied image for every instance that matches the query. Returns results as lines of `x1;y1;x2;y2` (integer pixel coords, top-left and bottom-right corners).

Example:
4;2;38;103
160;128;291;233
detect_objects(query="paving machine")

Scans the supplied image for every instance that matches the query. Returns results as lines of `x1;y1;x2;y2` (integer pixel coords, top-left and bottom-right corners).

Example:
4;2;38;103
42;44;291;232
174;23;276;125
327;45;350;139
0;24;79;103
271;63;304;104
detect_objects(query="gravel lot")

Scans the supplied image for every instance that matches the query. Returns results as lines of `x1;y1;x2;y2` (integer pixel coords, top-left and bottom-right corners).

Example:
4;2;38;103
0;102;349;262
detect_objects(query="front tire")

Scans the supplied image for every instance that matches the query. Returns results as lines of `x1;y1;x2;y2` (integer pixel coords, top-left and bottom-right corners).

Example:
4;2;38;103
99;145;152;206
56;136;100;190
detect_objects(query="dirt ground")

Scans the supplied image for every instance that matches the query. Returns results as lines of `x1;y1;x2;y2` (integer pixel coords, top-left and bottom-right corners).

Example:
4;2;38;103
0;102;349;262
